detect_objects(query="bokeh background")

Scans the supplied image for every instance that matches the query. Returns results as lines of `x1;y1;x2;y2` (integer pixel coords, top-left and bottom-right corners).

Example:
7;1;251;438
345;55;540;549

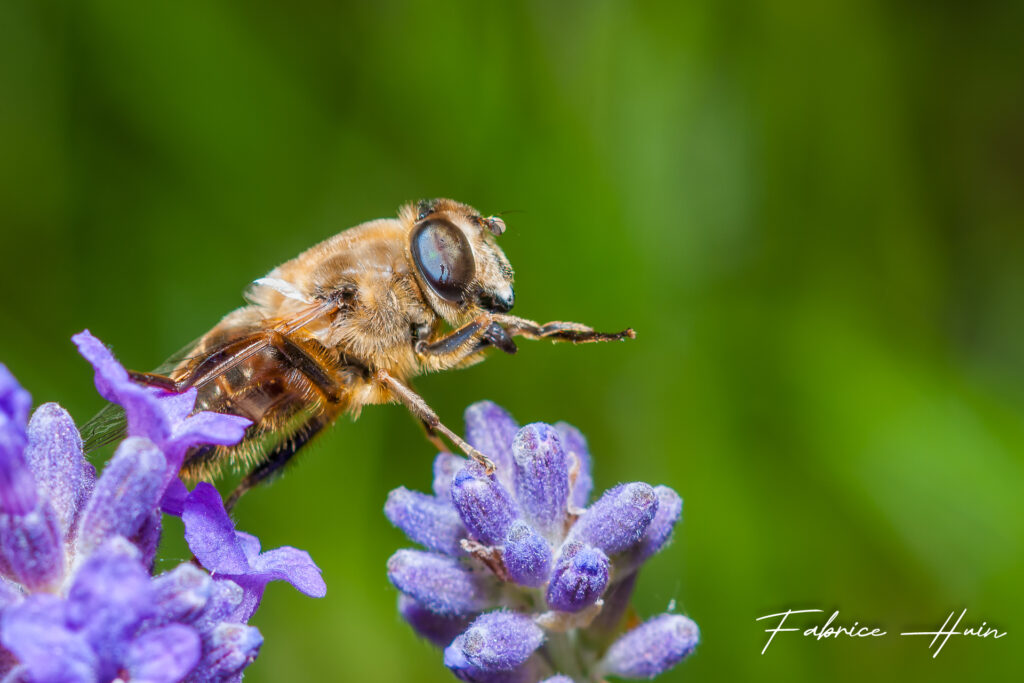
2;1;1023;680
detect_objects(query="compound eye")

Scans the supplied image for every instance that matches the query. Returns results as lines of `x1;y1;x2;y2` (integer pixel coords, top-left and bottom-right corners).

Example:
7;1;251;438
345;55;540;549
411;219;475;302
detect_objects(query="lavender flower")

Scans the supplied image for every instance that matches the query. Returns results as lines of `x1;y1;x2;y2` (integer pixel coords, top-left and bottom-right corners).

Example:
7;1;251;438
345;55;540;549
0;331;327;682
385;401;698;681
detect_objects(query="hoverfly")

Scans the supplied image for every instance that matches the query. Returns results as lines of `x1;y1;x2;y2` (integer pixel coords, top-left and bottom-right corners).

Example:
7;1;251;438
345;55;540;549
84;199;634;509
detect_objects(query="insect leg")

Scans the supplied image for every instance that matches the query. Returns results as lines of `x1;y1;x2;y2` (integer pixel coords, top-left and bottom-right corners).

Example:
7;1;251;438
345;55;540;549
492;314;636;344
375;369;496;472
415;317;517;371
224;413;329;511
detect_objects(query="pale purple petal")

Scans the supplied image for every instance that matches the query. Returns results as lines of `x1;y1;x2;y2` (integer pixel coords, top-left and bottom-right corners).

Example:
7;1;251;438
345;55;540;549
450;463;519;546
72;331;251;472
161;477;189;516
554;422;593;508
164;411;251;472
251;546;326;598
126;624;201;683
182;483;249;575
234;531;261;564
569;483;658;555
540;677;574;683
76;437;166;557
386;487;466;555
601;613;699;678
387;550;492;617
0;594;97;683
24;403;90;535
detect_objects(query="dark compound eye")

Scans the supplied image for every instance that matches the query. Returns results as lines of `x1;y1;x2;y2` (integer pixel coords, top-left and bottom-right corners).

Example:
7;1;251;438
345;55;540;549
410;219;475;302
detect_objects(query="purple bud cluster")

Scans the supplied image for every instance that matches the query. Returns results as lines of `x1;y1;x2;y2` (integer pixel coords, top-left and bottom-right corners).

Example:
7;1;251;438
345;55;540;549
0;331;326;682
385;401;699;681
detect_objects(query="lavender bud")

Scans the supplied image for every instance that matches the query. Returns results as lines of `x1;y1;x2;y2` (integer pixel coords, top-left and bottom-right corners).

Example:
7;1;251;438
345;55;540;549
0;366;35;516
545;542;609;613
196;622;263;680
464;401;518;480
554;421;593;508
601;614;699;679
24;404;92;536
193;579;244;638
622;486;682;572
152;564;213;626
450;463;518;546
125;623;201;683
398;594;472;648
503;521;551;588
76;437;166;557
387;550;492;616
385;487;466;556
511;424;569;538
0;501;64;591
569;483;658;555
541;677;575;683
433;452;467;499
445;611;543;673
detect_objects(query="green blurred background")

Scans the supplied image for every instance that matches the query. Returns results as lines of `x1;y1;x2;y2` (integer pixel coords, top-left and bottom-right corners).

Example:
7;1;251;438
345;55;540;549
2;1;1023;680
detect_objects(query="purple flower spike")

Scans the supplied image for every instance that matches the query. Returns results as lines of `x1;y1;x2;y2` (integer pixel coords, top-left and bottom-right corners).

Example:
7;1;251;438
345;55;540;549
465;401;518;487
554;422;593;509
447;611;544;673
503;521;551;588
569;482;659;555
546;541;610;613
601;613;699;679
386;487;466;555
76;436;167;557
24;403;92;535
387;549;492;616
125;624;201;683
387;402;697;681
450;463;519;546
182;483;326;622
511;424;569;538
398;594;472;648
433;452;466;499
72;330;251;473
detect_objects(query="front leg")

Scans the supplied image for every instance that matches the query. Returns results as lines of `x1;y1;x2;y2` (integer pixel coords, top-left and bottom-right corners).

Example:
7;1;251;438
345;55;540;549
375;368;496;472
414;316;518;372
492;314;635;344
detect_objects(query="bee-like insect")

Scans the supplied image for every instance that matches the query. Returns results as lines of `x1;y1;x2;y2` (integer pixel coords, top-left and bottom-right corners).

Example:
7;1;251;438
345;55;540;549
84;199;634;508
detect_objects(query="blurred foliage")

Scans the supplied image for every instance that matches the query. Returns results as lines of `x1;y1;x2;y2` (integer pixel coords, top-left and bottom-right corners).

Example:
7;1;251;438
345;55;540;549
2;0;1024;681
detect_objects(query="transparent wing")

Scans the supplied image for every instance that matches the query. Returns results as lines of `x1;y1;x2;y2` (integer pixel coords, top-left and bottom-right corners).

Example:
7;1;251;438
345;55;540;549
79;300;336;453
